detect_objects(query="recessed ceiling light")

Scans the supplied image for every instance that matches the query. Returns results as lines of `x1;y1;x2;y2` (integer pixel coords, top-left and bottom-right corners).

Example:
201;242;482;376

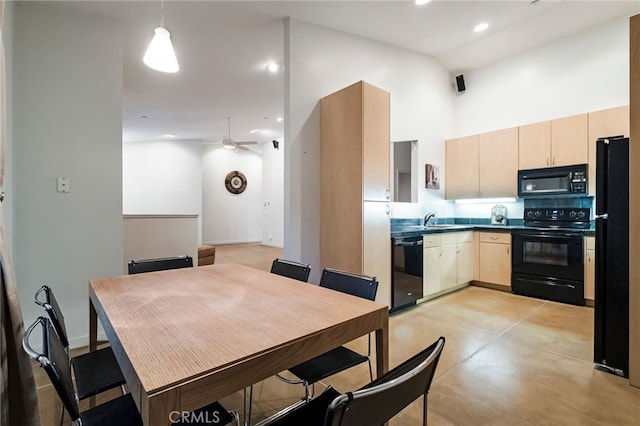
474;23;489;33
249;129;260;134
266;62;279;73
164;134;177;138
415;0;431;5
276;117;283;122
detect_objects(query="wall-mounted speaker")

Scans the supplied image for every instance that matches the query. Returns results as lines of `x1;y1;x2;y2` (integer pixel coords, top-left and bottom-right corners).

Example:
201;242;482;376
456;74;466;93
272;140;279;150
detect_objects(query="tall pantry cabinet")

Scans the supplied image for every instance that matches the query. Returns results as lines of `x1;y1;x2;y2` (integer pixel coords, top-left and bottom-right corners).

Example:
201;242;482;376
320;81;391;307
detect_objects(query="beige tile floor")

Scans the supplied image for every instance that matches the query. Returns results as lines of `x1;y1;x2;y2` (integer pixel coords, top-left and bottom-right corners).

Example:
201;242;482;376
34;243;640;425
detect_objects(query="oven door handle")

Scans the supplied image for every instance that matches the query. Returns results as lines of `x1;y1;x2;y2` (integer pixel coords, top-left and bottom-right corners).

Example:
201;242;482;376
394;240;423;247
514;232;581;240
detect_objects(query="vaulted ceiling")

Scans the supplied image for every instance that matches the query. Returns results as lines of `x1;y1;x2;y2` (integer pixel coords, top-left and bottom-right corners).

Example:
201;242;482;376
52;1;639;147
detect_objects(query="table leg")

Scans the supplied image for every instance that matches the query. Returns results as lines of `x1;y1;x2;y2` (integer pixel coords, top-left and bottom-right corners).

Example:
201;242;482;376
89;297;98;352
89;297;99;408
375;320;389;378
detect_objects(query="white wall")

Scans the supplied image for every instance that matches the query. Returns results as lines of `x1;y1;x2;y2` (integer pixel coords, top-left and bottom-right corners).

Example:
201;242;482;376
454;17;629;137
285;18;455;282
123;139;203;243
202;146;263;244
13;3;123;348
261;138;284;247
2;1;15;246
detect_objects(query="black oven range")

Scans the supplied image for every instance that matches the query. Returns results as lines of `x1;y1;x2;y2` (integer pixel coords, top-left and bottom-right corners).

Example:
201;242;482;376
511;207;590;306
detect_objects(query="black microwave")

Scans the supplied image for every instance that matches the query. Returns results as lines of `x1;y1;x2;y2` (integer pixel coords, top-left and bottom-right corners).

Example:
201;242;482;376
518;164;588;198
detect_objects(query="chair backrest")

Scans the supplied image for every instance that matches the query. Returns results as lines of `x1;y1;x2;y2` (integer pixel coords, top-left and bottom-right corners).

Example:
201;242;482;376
34;285;69;349
271;258;311;282
319;268;378;301
128;255;193;274
325;336;445;426
22;316;81;421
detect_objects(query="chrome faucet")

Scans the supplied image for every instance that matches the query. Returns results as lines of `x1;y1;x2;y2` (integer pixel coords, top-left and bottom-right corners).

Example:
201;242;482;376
424;212;436;227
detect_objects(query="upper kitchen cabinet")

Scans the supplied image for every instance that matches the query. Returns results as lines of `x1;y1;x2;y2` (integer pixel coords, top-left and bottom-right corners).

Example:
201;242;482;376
320;81;391;307
445;134;479;199
519;121;551;170
551;113;588;167
588;105;629;195
519;114;588;170
479;127;518;198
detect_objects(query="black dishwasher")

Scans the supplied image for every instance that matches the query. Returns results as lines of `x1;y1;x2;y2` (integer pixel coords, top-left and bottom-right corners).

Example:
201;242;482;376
391;235;423;313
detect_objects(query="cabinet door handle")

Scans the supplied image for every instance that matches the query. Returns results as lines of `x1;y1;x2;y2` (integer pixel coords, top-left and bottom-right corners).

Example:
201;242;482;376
385;204;390;215
385;189;390;200
456;245;460;254
507;247;510;255
552;157;556;166
438;248;442;257
546;157;550;166
490;236;499;240
587;252;591;261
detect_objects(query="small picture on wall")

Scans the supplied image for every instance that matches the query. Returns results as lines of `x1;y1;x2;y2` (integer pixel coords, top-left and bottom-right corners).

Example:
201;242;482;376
425;163;440;189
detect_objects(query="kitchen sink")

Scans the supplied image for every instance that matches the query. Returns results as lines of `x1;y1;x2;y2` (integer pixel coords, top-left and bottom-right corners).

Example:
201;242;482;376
399;224;469;231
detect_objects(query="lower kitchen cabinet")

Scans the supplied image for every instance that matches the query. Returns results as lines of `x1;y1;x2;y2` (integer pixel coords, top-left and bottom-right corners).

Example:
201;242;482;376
477;232;512;289
423;231;474;300
584;236;595;304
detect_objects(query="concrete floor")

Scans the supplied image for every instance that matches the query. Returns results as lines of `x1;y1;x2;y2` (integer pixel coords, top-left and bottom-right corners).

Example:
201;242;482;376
34;243;640;425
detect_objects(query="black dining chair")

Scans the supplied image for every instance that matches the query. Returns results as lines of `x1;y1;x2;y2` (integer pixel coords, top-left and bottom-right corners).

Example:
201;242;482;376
245;258;313;423
270;258;311;282
23;316;240;426
127;255;194;274
257;268;378;424
23;316;143;426
262;336;446;426
34;285;126;402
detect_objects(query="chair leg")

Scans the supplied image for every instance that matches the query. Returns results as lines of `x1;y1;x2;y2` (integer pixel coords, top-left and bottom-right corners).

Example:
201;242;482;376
59;406;64;426
367;358;373;382
244;386;253;426
423;394;428;426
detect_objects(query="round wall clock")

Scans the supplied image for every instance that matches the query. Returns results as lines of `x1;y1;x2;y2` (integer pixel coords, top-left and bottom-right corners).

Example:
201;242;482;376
225;170;247;194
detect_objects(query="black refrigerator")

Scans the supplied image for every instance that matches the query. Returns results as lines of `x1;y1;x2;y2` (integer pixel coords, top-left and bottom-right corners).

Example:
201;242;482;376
594;135;629;377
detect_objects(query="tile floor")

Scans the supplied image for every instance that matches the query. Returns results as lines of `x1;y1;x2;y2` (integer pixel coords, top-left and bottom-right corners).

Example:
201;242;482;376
33;243;640;425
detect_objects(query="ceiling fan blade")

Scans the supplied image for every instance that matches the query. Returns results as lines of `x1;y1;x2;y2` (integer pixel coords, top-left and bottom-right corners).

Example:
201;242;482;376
235;141;258;145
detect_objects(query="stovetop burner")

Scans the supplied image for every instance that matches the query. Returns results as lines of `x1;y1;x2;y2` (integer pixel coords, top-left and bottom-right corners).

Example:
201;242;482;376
523;207;591;229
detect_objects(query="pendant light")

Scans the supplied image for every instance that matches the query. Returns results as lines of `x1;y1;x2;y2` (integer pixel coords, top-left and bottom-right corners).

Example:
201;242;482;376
143;0;179;73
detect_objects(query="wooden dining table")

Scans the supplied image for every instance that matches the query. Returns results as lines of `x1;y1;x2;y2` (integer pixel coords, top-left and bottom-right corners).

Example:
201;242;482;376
89;263;389;425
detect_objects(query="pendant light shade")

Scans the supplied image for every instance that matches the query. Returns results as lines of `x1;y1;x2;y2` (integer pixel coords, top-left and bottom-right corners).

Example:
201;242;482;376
143;27;179;73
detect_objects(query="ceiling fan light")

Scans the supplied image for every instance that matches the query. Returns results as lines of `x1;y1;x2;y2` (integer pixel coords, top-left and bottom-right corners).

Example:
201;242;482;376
143;27;179;73
223;144;235;150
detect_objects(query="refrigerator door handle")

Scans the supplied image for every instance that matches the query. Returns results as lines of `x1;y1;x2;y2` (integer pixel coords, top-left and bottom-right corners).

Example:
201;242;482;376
594;213;608;220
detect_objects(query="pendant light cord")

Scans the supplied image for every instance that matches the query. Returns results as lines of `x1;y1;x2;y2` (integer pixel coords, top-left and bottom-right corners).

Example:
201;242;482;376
160;0;165;27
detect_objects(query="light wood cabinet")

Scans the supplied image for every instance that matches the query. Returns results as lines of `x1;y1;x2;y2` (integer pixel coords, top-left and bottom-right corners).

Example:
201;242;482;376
584;236;595;303
588;105;630;195
446;128;517;199
477;232;512;288
457;240;475;285
423;232;474;299
518;114;588;170
551;113;588;167
445;135;479;199
479;127;519;197
519;121;551;169
423;245;442;297
320;81;391;307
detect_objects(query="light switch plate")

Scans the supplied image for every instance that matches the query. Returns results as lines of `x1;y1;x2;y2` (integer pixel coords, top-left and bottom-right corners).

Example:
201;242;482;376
57;177;71;193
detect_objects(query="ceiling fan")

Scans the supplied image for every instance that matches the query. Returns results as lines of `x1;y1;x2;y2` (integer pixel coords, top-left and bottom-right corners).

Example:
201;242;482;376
216;116;258;150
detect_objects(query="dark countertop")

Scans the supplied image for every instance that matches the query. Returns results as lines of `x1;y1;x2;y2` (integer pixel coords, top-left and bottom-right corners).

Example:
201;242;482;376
391;224;595;238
